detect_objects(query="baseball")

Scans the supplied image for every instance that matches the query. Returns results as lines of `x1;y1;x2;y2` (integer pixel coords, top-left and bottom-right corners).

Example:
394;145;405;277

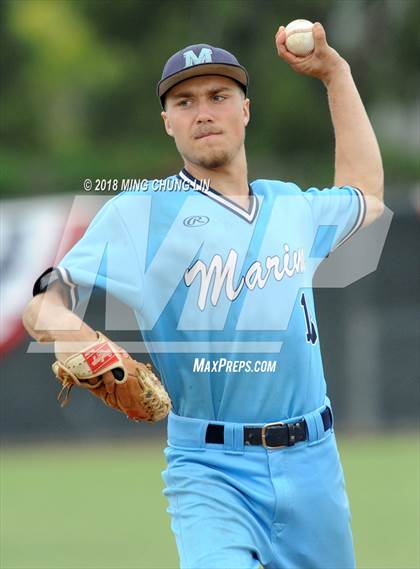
285;19;315;57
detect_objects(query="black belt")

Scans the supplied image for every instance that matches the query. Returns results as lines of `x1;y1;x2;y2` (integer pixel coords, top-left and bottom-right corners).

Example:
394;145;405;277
205;407;332;449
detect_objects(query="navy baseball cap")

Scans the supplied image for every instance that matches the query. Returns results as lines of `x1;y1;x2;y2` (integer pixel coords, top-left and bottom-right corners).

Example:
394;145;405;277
157;43;249;107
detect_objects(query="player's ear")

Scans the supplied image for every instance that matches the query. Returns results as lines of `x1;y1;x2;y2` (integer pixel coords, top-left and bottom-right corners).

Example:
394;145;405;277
243;98;250;127
161;111;174;137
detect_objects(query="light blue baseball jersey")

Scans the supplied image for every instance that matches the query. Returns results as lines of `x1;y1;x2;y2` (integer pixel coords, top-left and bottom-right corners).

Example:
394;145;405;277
55;169;365;423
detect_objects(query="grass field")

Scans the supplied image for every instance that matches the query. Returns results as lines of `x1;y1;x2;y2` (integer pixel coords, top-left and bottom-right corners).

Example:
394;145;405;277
1;433;419;569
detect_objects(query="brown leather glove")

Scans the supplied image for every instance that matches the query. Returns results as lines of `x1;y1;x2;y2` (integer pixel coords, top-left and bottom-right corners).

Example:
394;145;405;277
52;332;171;422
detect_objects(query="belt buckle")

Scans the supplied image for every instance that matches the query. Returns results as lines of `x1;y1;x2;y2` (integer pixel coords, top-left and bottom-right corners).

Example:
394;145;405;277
261;421;287;449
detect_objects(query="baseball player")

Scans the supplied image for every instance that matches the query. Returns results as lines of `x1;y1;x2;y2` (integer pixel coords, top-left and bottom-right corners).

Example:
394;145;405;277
23;23;384;568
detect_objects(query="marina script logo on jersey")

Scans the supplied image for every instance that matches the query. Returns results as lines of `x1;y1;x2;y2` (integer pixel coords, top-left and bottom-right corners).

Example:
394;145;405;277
184;246;305;311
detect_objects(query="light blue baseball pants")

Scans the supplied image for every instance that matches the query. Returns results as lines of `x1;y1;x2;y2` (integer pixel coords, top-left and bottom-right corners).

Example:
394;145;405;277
162;403;355;569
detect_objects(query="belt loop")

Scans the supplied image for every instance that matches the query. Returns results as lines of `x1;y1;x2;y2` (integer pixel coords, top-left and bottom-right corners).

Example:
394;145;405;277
223;423;234;452
233;424;245;453
306;407;329;445
327;406;334;431
223;423;244;455
199;421;208;448
304;411;319;443
324;396;334;430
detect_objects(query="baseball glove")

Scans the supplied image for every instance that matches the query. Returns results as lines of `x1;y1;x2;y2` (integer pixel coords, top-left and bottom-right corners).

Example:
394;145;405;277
52;332;171;422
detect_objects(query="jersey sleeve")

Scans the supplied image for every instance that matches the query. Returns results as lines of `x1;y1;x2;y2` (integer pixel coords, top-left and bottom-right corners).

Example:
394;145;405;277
33;197;144;312
302;185;366;256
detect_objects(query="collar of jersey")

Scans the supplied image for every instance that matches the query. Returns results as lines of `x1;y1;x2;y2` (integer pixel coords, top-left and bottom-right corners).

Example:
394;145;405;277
178;168;259;224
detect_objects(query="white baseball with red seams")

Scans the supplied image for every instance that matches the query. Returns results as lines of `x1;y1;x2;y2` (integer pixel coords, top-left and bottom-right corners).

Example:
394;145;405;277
285;19;315;57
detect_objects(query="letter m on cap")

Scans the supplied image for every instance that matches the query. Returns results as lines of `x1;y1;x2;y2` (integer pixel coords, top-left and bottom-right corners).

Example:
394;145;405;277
183;48;213;68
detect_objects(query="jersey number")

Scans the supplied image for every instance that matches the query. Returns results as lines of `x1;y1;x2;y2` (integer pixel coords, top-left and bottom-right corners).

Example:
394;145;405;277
300;293;318;345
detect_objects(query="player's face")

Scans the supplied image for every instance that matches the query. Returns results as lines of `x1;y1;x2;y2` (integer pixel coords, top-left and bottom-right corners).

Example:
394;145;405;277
161;75;250;170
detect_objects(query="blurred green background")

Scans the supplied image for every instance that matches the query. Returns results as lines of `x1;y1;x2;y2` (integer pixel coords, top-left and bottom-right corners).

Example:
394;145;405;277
1;1;419;568
1;0;419;197
1;435;419;569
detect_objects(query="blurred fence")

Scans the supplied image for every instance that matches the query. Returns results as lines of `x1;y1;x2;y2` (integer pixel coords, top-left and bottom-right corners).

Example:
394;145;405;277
1;194;418;441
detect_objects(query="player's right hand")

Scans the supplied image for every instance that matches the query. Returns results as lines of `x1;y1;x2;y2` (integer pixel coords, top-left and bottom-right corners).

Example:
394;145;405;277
275;22;349;84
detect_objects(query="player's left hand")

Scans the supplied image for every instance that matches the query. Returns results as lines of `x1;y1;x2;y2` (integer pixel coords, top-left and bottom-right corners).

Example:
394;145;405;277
275;22;349;84
52;332;172;422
